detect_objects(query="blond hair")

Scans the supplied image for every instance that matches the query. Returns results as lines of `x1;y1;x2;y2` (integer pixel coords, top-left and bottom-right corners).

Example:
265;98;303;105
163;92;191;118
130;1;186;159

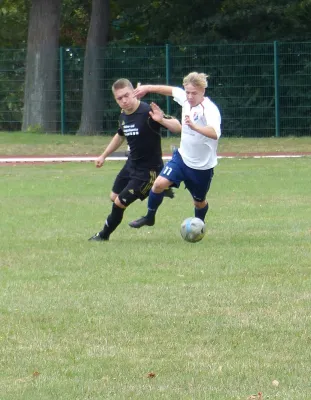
183;72;209;89
112;78;134;93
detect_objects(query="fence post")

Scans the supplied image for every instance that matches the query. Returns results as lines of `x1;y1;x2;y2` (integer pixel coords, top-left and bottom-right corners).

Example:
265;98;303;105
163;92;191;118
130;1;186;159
165;43;171;137
59;46;66;135
273;41;280;137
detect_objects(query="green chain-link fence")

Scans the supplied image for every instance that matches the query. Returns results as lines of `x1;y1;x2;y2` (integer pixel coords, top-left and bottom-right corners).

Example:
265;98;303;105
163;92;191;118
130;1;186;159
1;42;311;136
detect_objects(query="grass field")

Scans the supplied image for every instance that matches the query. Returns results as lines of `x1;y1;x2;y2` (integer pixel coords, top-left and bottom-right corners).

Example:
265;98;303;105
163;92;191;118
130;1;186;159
1;131;311;156
1;151;310;399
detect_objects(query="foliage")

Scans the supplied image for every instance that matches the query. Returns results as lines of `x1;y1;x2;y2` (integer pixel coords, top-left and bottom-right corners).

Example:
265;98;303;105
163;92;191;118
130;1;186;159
0;0;30;47
204;0;311;42
60;0;91;46
0;49;25;130
1;42;311;136
110;0;311;44
2;0;311;48
2;0;311;134
111;0;222;45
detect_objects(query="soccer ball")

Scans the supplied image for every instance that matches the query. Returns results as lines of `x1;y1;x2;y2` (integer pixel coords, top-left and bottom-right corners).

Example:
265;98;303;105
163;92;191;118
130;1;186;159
180;217;206;243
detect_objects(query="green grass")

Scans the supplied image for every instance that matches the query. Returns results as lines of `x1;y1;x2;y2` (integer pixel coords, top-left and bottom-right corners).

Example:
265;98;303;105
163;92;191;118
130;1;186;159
1;131;311;156
1;158;310;399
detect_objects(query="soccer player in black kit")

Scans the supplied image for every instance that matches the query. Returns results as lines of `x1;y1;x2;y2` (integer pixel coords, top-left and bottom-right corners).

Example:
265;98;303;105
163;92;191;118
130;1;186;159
89;79;181;241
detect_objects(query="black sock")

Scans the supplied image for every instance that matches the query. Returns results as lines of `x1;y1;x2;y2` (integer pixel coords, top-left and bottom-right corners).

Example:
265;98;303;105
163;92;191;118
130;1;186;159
195;202;209;222
99;204;125;240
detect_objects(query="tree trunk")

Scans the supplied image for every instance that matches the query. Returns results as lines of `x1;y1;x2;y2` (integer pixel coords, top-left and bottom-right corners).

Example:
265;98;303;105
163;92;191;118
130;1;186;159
77;0;110;135
22;0;61;133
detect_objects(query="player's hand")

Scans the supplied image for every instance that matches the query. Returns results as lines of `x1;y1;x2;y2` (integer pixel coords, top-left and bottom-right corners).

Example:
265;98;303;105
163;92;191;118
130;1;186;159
184;115;195;129
133;84;149;99
95;155;105;168
149;102;164;123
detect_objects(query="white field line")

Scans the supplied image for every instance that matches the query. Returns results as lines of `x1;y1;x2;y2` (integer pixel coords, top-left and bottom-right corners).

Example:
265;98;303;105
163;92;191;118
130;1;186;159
0;154;308;164
219;155;306;159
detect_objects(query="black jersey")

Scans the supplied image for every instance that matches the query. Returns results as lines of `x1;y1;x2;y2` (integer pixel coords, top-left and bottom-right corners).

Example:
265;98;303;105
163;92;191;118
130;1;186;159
117;101;163;168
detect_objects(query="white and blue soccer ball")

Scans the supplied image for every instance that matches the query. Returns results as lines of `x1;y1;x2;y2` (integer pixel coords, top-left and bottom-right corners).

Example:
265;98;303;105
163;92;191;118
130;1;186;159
180;217;206;243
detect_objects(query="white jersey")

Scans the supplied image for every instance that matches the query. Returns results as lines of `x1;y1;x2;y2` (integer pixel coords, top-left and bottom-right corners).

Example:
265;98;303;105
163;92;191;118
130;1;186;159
172;87;221;170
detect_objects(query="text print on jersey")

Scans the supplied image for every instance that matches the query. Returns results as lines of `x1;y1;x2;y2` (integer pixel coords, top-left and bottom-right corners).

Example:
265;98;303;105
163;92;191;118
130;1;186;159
124;124;139;136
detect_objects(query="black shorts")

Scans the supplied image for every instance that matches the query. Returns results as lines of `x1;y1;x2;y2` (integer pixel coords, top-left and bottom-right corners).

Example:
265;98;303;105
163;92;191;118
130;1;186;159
112;159;163;201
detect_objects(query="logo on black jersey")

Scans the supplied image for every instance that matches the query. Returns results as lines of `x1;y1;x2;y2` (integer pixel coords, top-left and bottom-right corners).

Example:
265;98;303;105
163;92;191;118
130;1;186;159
124;124;139;136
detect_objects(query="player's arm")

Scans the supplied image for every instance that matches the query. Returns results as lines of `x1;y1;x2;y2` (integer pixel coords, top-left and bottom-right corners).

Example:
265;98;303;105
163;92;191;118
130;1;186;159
184;116;219;140
95;133;125;168
134;85;173;99
160;117;181;134
149;102;181;134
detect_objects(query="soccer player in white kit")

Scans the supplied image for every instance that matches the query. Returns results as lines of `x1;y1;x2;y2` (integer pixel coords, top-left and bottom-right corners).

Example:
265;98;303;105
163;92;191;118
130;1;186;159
129;72;221;229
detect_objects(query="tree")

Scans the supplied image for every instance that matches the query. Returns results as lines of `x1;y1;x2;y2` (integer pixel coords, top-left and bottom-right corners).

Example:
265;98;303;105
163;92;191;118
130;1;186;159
77;0;110;135
22;0;61;132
